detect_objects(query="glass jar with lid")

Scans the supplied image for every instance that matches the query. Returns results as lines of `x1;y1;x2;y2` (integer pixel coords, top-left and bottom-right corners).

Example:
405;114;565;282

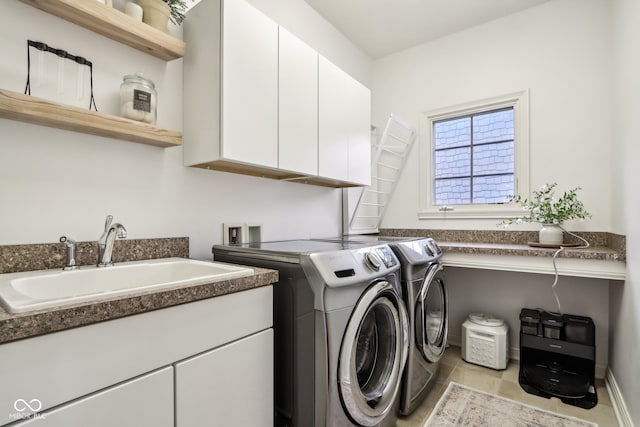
120;72;157;124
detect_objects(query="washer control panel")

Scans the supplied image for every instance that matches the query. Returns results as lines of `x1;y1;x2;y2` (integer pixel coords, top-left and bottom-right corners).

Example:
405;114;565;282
309;244;400;288
364;251;382;271
366;246;397;270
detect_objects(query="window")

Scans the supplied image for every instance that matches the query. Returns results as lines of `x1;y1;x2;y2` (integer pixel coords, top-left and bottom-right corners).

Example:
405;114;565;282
419;91;529;219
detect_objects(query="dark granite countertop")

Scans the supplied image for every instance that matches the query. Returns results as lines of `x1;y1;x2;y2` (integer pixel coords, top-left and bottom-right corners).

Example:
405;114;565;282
380;229;626;262
0;238;278;345
437;241;622;262
0;263;277;345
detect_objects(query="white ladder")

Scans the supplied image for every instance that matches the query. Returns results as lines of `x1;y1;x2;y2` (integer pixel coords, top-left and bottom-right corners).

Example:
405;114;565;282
348;114;417;233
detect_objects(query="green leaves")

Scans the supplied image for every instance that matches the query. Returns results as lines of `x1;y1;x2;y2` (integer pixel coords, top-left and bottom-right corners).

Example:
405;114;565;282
500;182;591;226
163;0;191;25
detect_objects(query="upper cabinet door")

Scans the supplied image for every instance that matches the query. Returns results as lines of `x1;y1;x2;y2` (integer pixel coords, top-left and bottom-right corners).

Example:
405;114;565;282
221;0;278;168
318;57;350;181
347;81;372;186
318;57;371;185
278;27;318;176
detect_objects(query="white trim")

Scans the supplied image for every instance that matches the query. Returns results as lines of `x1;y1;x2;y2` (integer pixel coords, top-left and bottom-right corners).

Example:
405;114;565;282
441;252;626;281
419;90;530;220
606;368;635;427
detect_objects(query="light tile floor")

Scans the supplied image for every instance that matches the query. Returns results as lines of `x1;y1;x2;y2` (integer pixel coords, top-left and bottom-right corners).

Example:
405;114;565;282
397;346;618;427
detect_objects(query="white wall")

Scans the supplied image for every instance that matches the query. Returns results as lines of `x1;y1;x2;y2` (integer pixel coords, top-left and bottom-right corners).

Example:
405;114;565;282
372;0;612;232
610;0;640;423
0;0;371;259
370;0;619;400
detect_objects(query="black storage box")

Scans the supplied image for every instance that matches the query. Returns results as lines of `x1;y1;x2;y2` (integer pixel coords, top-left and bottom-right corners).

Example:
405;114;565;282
564;314;595;345
519;308;541;336
540;311;564;339
518;308;597;409
521;351;592;397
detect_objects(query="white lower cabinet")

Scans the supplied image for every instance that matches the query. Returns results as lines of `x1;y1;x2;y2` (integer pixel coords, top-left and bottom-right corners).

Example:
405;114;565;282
13;368;173;427
0;286;273;427
176;329;274;426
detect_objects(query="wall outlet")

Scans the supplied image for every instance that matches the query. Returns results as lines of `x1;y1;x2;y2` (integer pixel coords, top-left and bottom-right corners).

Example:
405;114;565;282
223;223;245;245
246;223;262;244
222;223;262;245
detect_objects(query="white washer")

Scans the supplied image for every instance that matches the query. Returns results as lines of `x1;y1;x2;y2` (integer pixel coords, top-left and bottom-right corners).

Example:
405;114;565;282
462;313;509;370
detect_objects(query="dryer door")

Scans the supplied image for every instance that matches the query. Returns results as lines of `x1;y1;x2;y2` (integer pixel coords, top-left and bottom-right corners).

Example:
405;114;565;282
416;263;448;363
338;281;409;426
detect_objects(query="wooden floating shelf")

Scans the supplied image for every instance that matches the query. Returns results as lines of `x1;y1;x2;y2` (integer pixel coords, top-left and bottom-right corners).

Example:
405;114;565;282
19;0;185;61
194;160;364;188
0;89;182;148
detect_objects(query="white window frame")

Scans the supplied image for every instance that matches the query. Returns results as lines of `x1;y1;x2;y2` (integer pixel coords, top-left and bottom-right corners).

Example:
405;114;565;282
419;90;530;220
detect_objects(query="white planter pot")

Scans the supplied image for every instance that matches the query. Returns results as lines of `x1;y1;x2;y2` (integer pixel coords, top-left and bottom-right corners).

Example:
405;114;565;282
139;0;170;31
539;223;564;245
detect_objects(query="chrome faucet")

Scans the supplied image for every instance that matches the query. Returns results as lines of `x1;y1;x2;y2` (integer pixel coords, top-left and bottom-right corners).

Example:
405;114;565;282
59;236;79;271
97;215;127;267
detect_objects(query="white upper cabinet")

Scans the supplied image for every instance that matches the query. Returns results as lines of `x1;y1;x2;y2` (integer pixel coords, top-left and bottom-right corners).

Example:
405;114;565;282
183;0;371;187
222;0;278;168
278;27;318;176
347;78;372;186
318;57;349;182
183;0;278;169
319;57;371;186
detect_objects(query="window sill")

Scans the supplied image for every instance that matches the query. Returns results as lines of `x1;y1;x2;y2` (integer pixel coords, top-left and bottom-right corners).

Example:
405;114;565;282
418;206;524;220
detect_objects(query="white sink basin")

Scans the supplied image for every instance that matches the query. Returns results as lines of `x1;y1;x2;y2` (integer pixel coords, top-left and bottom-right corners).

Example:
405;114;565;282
0;258;253;314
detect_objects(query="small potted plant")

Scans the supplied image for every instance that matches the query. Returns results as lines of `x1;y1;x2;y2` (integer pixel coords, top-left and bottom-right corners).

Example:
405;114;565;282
138;0;191;31
500;183;591;245
163;0;191;25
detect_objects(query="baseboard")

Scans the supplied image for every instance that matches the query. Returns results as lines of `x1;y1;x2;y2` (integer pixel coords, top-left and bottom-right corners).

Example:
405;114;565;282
606;369;634;427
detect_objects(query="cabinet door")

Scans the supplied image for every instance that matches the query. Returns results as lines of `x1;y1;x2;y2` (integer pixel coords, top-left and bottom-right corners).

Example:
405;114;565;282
279;27;318;175
318;57;349;181
12;367;173;427
176;329;274;427
318;57;371;184
346;80;371;185
222;0;278;168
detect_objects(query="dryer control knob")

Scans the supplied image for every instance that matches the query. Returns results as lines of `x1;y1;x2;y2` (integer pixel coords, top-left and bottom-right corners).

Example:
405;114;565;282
364;251;382;271
424;243;434;257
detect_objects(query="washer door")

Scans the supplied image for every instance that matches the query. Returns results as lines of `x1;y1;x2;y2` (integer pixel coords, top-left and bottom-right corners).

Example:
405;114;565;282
338;281;409;426
416;263;447;363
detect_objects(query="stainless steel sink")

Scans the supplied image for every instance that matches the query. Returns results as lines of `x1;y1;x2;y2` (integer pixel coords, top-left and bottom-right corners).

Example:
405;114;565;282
0;258;253;314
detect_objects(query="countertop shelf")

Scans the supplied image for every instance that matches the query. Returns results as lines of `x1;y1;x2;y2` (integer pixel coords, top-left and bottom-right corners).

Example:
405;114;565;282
0;89;182;148
19;0;185;61
439;242;626;280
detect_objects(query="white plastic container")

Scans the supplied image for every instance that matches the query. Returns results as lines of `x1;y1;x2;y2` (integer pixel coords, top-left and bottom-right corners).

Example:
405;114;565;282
120;72;157;124
462;313;509;370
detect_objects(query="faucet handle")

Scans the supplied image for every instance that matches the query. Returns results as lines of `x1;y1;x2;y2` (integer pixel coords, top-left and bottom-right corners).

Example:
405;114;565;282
104;214;113;232
59;236;79;271
59;235;76;246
